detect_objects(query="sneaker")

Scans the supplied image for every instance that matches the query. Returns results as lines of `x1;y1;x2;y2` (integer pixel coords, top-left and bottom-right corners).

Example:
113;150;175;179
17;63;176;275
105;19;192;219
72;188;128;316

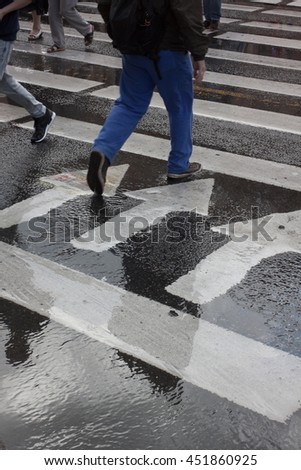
167;162;202;179
87;150;110;195
203;20;211;29
31;108;56;143
209;20;219;31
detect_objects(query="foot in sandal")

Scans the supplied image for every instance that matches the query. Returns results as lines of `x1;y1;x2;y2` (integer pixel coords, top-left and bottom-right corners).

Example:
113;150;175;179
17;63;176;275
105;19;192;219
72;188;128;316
47;45;65;53
28;30;43;41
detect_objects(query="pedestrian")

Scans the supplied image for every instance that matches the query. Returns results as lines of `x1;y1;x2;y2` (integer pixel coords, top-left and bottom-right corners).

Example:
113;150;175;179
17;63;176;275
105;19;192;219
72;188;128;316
203;0;222;31
87;0;208;195
47;0;94;53
0;0;56;143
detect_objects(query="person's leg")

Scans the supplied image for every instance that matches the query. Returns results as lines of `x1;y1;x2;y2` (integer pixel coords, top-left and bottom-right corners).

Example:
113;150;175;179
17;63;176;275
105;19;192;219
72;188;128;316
0;40;45;117
203;0;211;21
210;0;222;21
48;0;66;49
28;10;42;39
156;51;194;175
60;0;92;38
88;55;155;193
92;55;155;163
0;39;55;142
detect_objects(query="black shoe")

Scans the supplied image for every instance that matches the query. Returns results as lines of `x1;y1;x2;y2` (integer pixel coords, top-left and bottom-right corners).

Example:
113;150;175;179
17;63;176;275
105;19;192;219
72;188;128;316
31;108;56;143
209;20;219;31
203;20;211;29
167;162;202;179
87;150;110;195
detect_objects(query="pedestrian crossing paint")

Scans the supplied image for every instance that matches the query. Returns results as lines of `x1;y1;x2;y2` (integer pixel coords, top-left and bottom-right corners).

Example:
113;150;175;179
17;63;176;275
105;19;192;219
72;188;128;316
7;66;102;92
217;32;301;51
241;21;301;34
207;48;301;71
0;167;129;229
222;4;262;12
13;42;122;69
71;179;215;252
249;0;282;3
203;71;301;96
262;8;301;18
19;21;111;42
1;240;301;423
0;102;28;122
166;210;301;304
92;86;301;135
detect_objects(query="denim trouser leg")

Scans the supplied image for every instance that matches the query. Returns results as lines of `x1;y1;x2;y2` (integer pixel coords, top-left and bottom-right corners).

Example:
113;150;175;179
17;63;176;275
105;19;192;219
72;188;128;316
156;51;193;174
203;0;222;21
93;55;154;163
0;39;45;118
93;51;194;174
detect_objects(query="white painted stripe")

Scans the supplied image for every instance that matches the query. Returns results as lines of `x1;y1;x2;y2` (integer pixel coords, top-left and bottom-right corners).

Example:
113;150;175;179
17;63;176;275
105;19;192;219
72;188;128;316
7;66;101;92
0;102;28;122
81;12;105;23
203;71;301;97
17;115;301;192
217;32;301;50
14;41;301;74
219;17;240;24
287;0;301;6
241;21;301;33
250;0;282;5
0;167;129;229
249;0;281;3
19;21;111;42
262;8;301;18
92;85;301;135
77;1;97;7
207;48;301;71
1;241;301;422
166;210;301;304
72;179;214;252
13;43;122;68
222;4;262;12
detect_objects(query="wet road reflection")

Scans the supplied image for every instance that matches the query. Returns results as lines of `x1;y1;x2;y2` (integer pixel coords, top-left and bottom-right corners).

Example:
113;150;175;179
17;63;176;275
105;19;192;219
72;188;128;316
1;309;300;450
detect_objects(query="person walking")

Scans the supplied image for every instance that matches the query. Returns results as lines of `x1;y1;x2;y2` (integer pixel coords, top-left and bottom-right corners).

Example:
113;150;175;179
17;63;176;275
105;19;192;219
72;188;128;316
47;0;94;52
87;0;208;195
203;0;222;31
0;0;55;142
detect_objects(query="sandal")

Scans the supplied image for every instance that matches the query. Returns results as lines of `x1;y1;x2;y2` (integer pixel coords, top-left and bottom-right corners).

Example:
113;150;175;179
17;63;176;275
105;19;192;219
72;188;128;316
28;30;43;41
84;25;94;46
47;45;65;53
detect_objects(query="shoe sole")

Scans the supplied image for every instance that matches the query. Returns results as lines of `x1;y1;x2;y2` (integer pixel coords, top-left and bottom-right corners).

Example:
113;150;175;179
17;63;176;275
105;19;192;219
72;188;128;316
31;112;56;143
87;151;105;195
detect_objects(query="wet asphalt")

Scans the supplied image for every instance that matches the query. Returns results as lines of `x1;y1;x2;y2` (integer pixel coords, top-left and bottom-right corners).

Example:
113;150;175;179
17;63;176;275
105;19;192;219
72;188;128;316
0;0;301;451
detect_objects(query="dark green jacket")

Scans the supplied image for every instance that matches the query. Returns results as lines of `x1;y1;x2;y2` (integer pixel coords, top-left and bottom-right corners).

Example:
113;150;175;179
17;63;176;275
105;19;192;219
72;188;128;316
97;0;208;60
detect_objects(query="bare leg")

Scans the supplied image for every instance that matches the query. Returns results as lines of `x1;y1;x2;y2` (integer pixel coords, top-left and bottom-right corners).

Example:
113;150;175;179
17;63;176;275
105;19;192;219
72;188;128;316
28;11;42;39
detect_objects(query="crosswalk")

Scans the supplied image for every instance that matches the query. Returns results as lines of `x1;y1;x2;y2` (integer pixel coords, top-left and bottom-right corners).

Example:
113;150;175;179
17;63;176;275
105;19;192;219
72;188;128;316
1;0;301;428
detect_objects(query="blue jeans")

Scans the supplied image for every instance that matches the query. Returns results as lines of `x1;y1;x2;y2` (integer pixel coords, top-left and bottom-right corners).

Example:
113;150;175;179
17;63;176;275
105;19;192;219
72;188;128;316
0;39;45;118
92;50;194;174
203;0;222;21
